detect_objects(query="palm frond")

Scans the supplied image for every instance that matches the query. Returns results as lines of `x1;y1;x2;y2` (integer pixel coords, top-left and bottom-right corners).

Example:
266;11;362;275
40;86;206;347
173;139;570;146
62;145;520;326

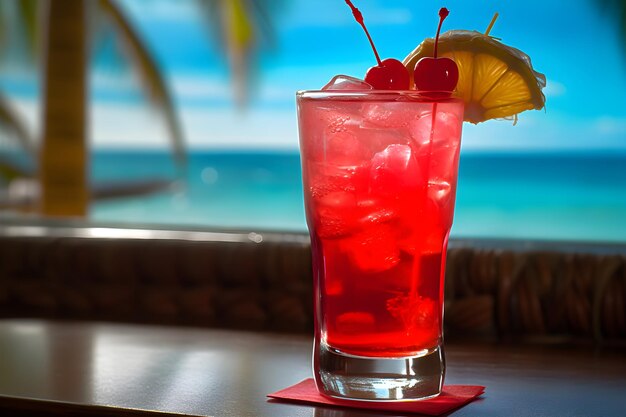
98;0;186;170
222;0;254;106
0;157;31;182
0;2;8;50
197;0;281;107
0;91;34;157
596;0;626;50
16;0;40;59
243;0;281;47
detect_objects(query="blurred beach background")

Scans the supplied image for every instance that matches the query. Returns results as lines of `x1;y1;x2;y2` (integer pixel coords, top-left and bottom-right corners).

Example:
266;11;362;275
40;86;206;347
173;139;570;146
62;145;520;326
0;0;625;242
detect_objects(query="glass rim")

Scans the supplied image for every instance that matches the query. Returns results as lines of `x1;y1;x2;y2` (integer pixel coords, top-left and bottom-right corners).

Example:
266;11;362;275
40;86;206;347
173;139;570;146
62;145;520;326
296;89;464;103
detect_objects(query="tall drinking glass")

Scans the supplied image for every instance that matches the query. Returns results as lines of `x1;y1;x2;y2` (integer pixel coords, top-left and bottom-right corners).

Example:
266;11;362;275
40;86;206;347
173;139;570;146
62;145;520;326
297;90;464;401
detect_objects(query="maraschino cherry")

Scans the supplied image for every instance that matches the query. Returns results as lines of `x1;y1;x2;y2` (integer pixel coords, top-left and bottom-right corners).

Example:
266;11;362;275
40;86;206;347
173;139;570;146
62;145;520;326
345;0;410;90
413;8;459;92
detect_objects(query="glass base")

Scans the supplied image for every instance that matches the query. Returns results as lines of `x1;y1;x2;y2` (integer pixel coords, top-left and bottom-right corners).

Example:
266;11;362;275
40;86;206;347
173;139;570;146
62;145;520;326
315;342;445;401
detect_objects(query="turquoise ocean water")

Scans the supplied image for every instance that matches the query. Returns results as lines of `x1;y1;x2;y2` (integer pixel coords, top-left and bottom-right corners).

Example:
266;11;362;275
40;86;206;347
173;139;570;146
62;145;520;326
91;150;626;243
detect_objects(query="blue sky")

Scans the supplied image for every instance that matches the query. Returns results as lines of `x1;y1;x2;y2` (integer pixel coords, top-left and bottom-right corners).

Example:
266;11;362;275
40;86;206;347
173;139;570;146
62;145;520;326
1;0;625;151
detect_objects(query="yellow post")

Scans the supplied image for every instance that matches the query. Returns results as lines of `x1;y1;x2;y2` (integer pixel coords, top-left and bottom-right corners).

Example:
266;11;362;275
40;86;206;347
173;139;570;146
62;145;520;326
39;0;89;217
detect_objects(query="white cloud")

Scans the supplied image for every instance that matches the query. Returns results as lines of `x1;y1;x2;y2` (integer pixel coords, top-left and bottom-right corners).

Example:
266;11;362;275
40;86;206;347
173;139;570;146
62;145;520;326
594;116;626;135
256;83;300;102
169;75;231;100
169;74;300;105
5;94;626;153
2;97;40;141
91;71;294;105
544;79;566;97
91;70;138;92
90;102;298;150
461;112;626;151
180;107;299;149
91;71;233;104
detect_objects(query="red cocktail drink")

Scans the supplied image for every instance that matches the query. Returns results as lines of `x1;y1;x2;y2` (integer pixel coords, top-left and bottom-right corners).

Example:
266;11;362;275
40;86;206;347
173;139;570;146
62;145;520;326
297;0;545;402
298;90;463;400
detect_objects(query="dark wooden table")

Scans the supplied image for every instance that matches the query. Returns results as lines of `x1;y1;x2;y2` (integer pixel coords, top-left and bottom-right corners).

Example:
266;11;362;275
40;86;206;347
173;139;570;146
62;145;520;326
0;319;624;416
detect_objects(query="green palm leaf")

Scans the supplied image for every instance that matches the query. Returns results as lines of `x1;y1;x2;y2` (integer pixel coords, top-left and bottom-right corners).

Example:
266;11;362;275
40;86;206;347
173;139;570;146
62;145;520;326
197;0;280;107
16;0;39;59
98;0;186;170
0;2;35;183
0;157;31;182
596;0;626;51
0;91;34;157
0;2;7;49
1;0;284;186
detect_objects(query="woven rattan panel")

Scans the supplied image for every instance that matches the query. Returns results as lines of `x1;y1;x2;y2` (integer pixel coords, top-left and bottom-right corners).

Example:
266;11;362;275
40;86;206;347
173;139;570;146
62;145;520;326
444;248;625;343
0;233;624;342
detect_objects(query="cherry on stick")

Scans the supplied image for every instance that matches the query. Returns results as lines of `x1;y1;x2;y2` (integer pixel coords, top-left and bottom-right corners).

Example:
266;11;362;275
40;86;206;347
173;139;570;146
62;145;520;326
413;8;459;92
344;0;410;90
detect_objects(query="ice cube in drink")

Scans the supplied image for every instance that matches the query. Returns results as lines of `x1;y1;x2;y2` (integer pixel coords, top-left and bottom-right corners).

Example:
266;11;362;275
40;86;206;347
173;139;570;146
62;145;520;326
298;90;463;358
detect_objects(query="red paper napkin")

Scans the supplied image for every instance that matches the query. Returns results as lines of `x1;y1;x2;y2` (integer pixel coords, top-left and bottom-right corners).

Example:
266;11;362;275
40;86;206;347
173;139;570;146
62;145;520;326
268;379;484;416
